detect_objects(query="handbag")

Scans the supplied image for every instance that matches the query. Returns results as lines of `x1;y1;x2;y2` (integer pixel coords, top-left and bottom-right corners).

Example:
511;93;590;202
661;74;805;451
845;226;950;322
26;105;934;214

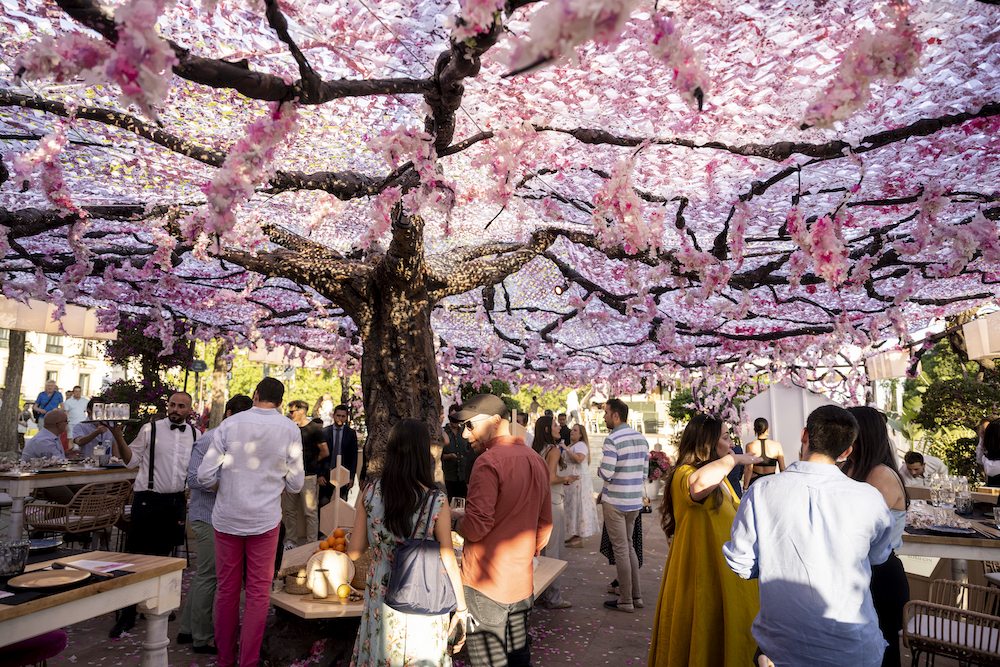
385;489;457;615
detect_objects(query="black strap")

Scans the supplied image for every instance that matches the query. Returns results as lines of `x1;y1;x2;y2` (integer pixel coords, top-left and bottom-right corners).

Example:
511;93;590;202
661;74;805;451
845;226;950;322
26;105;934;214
147;421;156;491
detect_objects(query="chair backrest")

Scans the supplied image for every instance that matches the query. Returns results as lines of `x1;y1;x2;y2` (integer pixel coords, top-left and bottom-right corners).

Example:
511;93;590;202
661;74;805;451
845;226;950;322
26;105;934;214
67;480;134;533
929;579;1000;615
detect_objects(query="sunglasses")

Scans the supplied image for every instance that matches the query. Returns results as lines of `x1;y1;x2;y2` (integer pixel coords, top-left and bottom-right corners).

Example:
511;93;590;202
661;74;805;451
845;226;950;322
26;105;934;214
461;415;492;431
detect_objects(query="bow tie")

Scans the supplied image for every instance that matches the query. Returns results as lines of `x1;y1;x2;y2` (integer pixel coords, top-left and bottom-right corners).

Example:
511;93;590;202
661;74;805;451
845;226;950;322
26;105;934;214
170;423;186;432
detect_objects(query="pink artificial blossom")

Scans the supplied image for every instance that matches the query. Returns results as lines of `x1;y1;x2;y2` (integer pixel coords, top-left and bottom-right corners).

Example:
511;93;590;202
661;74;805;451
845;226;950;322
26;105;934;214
14;33;113;85
452;0;505;42
109;0;179;121
182;101;300;253
12;123;83;214
646;14;709;109
505;0;642;72
802;1;922;128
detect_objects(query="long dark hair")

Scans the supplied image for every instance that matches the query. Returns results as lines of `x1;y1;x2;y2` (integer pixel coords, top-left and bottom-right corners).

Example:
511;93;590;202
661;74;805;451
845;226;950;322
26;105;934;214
660;415;725;537
985;420;1000;461
534;415;556;454
844;406;909;509
381;418;435;538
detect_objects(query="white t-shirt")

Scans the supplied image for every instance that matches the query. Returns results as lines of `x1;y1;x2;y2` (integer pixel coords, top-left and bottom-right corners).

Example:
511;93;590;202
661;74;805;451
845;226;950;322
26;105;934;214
64;396;89;426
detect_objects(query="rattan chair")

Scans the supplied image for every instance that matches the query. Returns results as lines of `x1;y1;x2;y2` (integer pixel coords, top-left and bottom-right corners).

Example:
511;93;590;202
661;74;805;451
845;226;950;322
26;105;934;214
903;579;1000;666
24;480;132;549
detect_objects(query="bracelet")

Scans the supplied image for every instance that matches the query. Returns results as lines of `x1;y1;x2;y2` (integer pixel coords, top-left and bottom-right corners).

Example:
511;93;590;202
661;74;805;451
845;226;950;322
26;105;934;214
456;607;468;612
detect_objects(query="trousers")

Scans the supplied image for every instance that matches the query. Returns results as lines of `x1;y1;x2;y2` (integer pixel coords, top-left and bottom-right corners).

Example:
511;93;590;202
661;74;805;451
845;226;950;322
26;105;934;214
179;520;217;647
281;474;318;543
464;587;533;667
603;503;641;603
214;524;280;667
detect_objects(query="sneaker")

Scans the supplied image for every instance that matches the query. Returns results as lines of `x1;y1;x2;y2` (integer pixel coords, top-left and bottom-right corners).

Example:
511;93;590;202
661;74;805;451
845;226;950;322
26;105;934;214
632;598;644;608
603;599;634;613
544;600;573;610
283;540;296;551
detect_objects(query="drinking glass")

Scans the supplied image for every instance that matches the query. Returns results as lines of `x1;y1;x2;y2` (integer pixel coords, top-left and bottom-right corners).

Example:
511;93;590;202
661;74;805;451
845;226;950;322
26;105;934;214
929;474;942;506
93;403;105;421
450;498;466;512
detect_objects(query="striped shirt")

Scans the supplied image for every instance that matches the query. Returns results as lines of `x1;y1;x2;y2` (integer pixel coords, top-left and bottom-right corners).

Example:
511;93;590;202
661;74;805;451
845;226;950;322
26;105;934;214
186;427;218;525
599;424;649;512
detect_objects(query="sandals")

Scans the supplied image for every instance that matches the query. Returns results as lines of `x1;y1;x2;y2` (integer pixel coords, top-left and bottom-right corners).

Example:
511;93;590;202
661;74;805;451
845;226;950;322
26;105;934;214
565;536;584;548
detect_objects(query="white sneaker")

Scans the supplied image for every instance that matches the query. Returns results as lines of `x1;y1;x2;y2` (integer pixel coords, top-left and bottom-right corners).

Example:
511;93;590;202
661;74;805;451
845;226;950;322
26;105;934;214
283;540;296;551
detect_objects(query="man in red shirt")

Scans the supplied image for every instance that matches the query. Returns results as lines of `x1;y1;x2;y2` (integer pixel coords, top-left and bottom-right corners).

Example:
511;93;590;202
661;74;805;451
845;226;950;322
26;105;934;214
452;394;552;667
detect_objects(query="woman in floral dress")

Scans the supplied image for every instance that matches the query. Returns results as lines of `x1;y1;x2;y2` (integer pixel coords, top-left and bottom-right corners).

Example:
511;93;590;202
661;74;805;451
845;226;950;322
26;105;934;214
562;424;599;547
347;419;467;667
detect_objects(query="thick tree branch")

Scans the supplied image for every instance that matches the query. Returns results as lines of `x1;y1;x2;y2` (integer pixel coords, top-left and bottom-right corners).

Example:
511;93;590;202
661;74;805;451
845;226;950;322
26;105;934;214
53;0;434;104
0;91;227;167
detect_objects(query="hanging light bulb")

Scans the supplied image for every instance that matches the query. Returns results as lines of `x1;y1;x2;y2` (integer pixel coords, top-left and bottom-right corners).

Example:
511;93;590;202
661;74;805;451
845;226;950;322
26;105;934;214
554;284;568;295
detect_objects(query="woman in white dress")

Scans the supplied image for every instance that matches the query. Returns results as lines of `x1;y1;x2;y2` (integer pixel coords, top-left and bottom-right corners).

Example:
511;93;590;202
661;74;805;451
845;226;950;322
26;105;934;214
562;424;600;548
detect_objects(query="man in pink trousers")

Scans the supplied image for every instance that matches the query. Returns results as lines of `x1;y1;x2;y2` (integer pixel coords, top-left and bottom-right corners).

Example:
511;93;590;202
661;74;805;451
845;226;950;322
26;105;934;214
198;377;304;667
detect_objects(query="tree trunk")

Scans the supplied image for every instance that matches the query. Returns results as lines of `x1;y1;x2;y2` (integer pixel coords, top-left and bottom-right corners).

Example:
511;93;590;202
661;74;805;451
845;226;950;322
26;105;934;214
208;344;229;429
0;330;26;454
360;281;444;483
357;213;444;484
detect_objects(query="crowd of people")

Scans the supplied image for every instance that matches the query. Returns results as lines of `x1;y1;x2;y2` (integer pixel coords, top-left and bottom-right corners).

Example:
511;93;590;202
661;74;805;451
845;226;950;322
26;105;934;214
20;378;999;667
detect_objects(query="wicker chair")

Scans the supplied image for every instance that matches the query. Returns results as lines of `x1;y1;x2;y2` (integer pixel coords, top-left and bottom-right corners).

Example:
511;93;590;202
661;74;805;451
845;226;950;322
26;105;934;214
24;480;132;549
902;579;1000;666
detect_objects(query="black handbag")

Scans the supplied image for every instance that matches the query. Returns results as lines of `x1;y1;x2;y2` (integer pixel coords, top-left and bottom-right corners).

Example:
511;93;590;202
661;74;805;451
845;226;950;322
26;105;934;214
385;489;457;615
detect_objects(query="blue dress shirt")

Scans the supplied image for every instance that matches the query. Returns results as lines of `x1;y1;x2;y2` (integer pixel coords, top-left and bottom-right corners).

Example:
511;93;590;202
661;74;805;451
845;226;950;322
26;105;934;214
723;460;894;667
21;428;66;461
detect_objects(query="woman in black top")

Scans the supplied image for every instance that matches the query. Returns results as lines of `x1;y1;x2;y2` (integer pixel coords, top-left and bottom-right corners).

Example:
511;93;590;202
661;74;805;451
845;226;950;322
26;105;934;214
742;417;786;489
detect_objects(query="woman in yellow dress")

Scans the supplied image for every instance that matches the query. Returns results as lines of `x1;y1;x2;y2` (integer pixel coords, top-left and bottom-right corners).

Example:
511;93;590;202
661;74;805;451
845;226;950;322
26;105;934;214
648;415;761;667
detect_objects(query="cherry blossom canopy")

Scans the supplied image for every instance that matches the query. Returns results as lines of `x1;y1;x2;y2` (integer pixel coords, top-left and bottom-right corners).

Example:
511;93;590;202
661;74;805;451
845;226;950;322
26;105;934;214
1;0;999;415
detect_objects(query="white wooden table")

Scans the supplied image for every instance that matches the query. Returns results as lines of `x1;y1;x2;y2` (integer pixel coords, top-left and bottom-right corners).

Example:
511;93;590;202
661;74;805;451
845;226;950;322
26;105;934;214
0;550;184;667
270;541;567;619
0;467;137;539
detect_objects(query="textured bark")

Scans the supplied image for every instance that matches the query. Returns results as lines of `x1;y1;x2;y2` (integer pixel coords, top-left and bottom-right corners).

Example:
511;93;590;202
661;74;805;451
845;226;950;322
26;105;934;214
208;345;229;430
358;210;444;483
0;330;26;454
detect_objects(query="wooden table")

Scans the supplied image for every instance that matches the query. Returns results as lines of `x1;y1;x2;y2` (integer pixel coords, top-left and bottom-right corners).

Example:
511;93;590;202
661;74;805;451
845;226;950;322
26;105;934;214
0;466;137;539
270;541;568;620
0;550;184;667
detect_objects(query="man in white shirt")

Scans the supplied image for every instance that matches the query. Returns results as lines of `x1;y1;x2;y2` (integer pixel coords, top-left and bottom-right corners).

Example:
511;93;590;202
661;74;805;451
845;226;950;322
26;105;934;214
198;377;304;667
899;451;948;486
108;391;197;638
63;385;88;439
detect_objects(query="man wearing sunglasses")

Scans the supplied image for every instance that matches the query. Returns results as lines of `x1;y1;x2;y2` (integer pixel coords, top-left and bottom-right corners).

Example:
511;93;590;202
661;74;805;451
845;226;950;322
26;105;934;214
451;394;552;667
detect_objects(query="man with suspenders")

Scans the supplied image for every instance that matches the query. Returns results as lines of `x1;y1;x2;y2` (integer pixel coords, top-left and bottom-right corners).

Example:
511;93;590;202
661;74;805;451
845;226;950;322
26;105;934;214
108;391;198;638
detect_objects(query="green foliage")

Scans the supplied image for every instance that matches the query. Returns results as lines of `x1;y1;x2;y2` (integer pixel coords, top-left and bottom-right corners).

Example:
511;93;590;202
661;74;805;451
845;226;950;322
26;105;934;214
508;385;573;417
460;380;520;416
668;388;695;423
925;435;983;487
915;377;1000;432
